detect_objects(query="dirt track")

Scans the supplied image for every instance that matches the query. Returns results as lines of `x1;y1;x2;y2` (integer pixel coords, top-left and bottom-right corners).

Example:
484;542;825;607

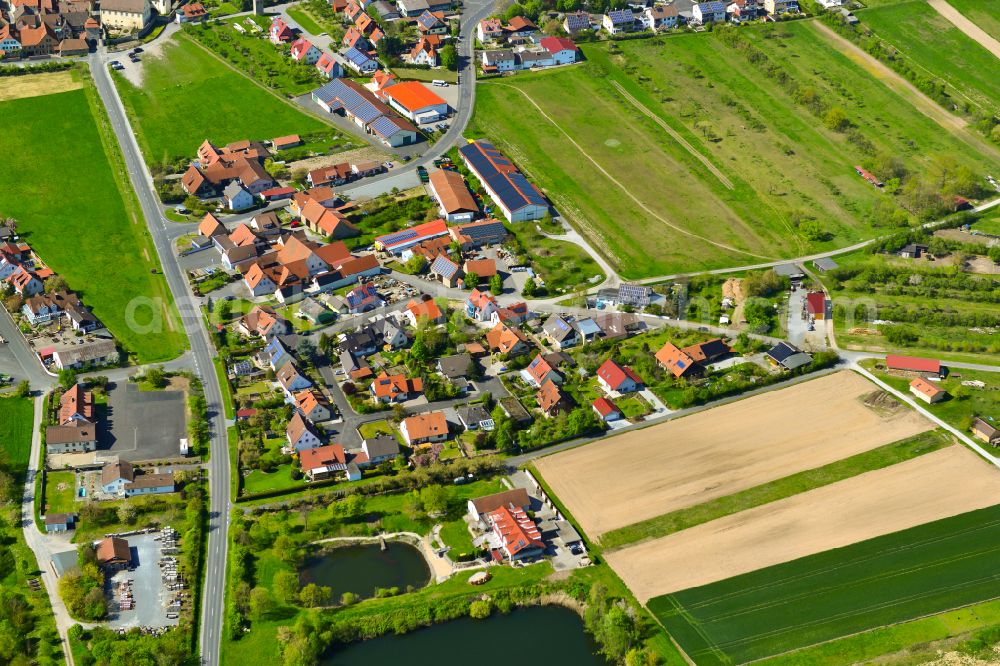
534;371;932;538
607;445;1000;601
928;0;1000;59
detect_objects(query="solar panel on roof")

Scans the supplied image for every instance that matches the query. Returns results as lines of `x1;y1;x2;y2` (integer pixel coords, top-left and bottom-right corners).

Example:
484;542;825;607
379;229;419;246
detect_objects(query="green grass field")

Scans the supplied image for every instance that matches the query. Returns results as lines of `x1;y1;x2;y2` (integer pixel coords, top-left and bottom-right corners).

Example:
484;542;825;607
0;395;33;478
115;34;331;164
974;215;1000;235
945;0;1000;40
0;81;186;363
650;502;1000;665
860;1;1000;115
600;429;952;550
285;6;325;35
469;24;998;278
43;470;77;514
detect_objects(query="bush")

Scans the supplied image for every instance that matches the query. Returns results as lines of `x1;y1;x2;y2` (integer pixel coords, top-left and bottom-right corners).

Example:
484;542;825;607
469;599;493;619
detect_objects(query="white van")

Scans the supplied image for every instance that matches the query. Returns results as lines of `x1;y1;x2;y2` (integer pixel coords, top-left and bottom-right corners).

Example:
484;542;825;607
432;79;448;87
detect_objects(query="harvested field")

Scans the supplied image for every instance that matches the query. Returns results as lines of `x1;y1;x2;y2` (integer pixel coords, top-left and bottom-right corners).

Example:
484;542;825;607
0;71;81;101
534;371;931;538
609;445;999;601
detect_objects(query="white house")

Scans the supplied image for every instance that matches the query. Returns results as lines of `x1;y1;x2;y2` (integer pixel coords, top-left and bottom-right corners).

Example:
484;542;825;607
224;182;255;212
602;9;635;34
481;49;517;72
290;38;322;64
286;413;323;451
538;36;578;65
693;0;728;23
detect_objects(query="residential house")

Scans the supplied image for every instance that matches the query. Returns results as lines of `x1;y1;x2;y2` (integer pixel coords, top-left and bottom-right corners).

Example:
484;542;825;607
655;341;702;378
239;306;291;340
972;418;1000;446
597;358;643;394
458;140;548;222
562;10;592;34
22;290;81;326
100;460;174;497
345;283;384;313
60;384;94;424
456;404;491;431
45;423;97;453
290;37;322;64
286;412;323;451
682;338;733;365
646;3;679;29
603;9;635;33
7;266;43;296
261;335;295;370
486;322;529;356
400;411;449;446
269;16;294;43
910;378;947;404
51;339;119;370
198;213;226;238
0;25;22;55
481;49;517;72
357;434;400;467
763;0;798;13
342;25;369;50
374;218;450;254
437;353;473;379
539;36;579;64
276;360;313;398
463;258;497;281
405;297;446;326
176;2;207;22
505;15;537;37
429;169;478;223
300;444;358;481
223;182;255;212
370;371;423;403
542;315;578;350
316;51;345;78
430;254;463;287
765;341;813;371
466;289;498;322
693;0;727;22
535;378;570;416
343;44;379;74
477;17;503;41
416;9;447;34
592;396;622;422
366;318;408;349
99;0;150;31
467;487;530;522
491;302;529;326
295;389;333;422
487;506;545;562
523;353;561;387
18;24;57;55
396;0;450;17
618;283;653;308
340;329;379;357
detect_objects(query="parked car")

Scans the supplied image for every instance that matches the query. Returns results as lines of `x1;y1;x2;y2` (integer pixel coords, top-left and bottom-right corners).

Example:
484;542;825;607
132;46;143;53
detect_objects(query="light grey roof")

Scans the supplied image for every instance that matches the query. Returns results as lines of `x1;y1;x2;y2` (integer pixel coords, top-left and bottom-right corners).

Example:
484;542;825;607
782;352;813;370
364;434;400;458
773;263;804;277
813;257;839;270
51;549;79;577
543;315;576;342
101;0;147;13
457;404;490;425
438;353;472;378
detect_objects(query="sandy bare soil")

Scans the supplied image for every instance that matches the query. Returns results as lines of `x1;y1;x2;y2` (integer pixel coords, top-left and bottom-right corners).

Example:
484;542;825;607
608;445;1000;601
0;71;82;102
534;371;932;538
928;0;1000;59
287;146;392;173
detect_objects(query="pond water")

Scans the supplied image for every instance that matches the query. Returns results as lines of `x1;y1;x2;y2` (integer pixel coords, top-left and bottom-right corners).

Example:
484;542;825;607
321;605;609;665
298;542;431;599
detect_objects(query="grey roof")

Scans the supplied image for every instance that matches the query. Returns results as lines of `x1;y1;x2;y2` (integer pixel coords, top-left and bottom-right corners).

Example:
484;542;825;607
813;257;839;271
773;263;804;277
543;315;576;342
364;434;400;458
53;339;117;366
101;0;147;13
781;352;813;370
438;353;472;378
51;549;79;577
457;404;490;426
223;181;248;199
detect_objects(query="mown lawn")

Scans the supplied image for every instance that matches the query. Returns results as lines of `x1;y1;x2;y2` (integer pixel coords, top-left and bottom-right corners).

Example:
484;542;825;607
860;0;1000;115
0;395;33;477
945;0;1000;41
651;502;1000;665
0;82;187;363
505;223;604;294
243;464;298;494
286;6;325;35
114;33;332;164
469;25;997;278
974;215;1000;235
600;429;952;550
44;470;77;514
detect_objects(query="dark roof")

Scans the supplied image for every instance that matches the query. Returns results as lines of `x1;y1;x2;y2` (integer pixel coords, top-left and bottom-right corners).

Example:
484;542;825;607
766;341;799;363
458;140;547;215
364;434;400;458
470;488;530;515
438;353;472;378
457;404;491;425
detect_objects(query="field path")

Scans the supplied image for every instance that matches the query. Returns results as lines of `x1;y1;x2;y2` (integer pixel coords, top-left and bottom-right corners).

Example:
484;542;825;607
927;0;1000;59
493;82;773;261
814;23;1000;163
610;81;735;190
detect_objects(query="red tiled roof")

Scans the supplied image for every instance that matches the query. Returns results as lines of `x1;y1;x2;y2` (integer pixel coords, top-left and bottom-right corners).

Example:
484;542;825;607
592;396;620;417
886;355;941;374
596;358;642;390
383;81;446;112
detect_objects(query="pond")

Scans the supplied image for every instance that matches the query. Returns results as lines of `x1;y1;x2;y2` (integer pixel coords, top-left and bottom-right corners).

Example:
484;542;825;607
321;605;609;665
298;541;431;599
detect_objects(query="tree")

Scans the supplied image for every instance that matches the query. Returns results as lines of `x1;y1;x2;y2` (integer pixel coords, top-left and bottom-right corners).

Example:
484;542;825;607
13;380;28;399
521;277;537;297
249;587;275;619
440;43;457;70
340;591;358;606
116;501;137;525
824;106;849;132
464;271;478;288
291;168;308;185
273;571;300;604
419;485;448;516
469;599;492;619
144;367;167;389
406;254;428;274
298;583;331;608
489;273;504;295
43;275;68;294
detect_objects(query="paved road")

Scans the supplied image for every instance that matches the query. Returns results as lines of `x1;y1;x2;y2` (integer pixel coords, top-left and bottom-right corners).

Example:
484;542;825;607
87;53;231;666
339;0;497;199
0;305;55;389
